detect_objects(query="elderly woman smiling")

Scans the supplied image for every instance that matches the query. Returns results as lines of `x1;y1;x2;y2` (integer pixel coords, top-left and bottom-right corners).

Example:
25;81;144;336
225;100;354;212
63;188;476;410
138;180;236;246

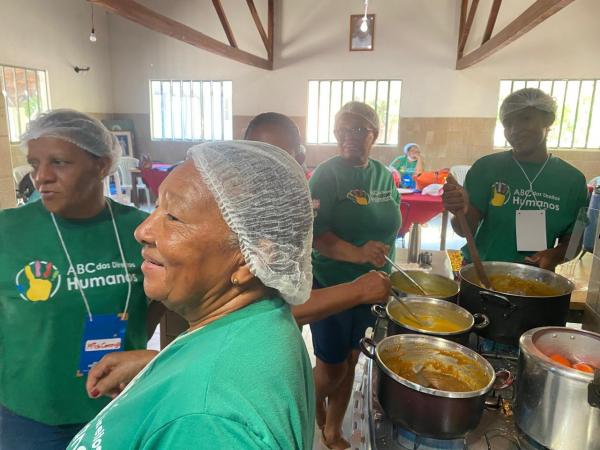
68;141;315;449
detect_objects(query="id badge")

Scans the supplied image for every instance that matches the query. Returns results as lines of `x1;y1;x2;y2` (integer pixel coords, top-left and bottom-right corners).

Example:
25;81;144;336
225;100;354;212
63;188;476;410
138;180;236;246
77;314;127;376
516;210;547;252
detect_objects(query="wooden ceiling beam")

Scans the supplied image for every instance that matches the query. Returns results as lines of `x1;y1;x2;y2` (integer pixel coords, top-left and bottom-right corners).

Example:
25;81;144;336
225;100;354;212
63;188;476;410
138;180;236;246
457;0;480;58
482;0;502;44
246;0;271;61
457;0;576;70
458;0;468;40
90;0;272;70
267;0;274;62
211;0;237;48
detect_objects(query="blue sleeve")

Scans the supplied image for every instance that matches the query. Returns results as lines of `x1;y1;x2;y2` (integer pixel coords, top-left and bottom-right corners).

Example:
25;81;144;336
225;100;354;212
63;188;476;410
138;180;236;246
142;414;272;450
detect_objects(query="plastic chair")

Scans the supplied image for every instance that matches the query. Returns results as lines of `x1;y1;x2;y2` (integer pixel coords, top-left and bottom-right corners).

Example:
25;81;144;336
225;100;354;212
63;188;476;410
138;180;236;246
116;156;150;205
103;170;131;205
12;165;32;186
449;165;471;186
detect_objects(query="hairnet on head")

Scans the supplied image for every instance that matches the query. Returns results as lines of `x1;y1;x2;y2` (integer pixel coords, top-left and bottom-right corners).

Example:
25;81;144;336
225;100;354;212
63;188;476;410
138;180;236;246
21;109;122;173
499;88;557;124
187;140;313;305
335;101;380;132
403;143;420;155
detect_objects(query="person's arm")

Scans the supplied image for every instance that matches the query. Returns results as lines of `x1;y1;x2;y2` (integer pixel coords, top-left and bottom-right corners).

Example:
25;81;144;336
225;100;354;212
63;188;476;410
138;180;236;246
292;271;391;326
524;234;571;271
442;174;482;237
146;300;166;339
313;233;389;267
414;155;424;175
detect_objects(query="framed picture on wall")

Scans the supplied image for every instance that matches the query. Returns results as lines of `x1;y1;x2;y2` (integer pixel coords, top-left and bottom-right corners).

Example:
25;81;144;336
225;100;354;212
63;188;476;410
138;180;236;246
112;131;134;157
349;14;375;51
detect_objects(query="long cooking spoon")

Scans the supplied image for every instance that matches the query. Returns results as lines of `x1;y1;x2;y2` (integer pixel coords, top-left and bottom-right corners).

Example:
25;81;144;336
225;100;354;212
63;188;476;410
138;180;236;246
390;287;430;328
385;255;428;295
454;212;491;289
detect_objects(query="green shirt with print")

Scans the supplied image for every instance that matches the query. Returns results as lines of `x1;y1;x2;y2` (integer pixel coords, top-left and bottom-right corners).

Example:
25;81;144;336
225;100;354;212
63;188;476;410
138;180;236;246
463;151;588;264
0;199;149;425
68;297;315;450
310;156;401;287
390;155;417;174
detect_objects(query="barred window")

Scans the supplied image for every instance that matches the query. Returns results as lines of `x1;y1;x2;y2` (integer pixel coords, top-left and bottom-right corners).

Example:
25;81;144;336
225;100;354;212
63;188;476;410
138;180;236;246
495;79;600;149
150;80;233;141
307;79;402;145
0;64;50;143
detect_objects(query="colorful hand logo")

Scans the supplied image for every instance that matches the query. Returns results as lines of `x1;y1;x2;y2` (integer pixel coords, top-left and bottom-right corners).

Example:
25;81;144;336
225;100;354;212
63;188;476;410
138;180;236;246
17;261;59;302
347;189;369;206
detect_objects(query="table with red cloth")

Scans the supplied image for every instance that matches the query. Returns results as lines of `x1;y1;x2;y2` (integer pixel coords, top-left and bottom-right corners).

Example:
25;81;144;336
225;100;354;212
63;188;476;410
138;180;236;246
130;163;173;205
399;192;449;251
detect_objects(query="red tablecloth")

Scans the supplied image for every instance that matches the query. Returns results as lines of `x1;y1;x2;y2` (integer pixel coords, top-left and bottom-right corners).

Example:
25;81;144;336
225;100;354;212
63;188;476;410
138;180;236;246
399;193;445;236
140;163;173;195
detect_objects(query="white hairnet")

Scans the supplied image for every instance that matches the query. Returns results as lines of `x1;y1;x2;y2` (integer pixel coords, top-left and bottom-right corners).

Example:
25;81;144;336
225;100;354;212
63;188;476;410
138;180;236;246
499;88;557;124
187;140;313;305
21;109;122;173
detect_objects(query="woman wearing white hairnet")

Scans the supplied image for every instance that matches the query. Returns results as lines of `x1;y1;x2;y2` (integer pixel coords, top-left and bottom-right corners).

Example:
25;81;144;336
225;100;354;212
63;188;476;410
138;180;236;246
442;88;588;270
0;109;162;450
68;141;315;449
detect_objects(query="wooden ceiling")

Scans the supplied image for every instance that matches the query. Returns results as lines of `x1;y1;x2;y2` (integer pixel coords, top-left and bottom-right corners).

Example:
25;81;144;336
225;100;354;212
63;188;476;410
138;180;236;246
456;0;577;69
90;0;274;70
89;0;577;71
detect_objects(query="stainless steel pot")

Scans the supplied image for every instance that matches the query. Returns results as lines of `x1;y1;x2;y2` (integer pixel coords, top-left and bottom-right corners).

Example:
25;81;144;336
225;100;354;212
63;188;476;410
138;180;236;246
360;334;496;438
391;270;459;303
371;297;489;345
459;262;574;345
516;327;600;450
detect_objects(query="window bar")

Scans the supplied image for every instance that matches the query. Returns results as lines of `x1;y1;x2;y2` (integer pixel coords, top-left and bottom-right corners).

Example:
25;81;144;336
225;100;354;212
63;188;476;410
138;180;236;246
326;80;333;142
584;81;597;148
35;71;42;119
338;79;343;121
189;80;194;141
352;81;356;101
556;80;569;148
220;81;225;141
316;81;321;144
571;80;583;148
24;70;32;122
363;81;366;102
200;81;205;139
161;82;166;140
384;81;391;144
211;82;215;140
11;67;23;140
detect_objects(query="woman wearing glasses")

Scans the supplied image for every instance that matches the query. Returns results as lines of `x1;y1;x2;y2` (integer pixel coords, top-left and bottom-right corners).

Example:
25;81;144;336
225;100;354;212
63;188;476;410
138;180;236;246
309;102;401;448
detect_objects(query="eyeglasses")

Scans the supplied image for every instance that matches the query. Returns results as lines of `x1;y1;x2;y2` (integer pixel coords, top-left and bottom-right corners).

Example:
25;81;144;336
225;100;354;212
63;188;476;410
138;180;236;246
334;127;375;138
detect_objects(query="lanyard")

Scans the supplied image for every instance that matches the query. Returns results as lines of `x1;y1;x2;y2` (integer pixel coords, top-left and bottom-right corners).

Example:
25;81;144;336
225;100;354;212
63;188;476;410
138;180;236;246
512;154;552;211
51;199;132;321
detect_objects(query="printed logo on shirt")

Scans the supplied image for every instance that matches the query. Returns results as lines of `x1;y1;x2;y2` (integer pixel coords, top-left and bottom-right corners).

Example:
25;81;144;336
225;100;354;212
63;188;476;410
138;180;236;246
15;260;62;302
347;189;370;205
85;338;122;351
490;182;511;207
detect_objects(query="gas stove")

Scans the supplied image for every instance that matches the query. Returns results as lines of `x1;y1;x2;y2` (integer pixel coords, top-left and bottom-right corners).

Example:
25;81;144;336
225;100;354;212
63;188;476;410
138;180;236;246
349;318;549;450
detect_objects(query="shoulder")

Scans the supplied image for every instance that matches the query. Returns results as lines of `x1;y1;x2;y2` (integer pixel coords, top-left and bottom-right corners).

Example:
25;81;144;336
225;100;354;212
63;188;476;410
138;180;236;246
0;201;44;227
550;157;586;183
310;156;341;187
472;151;511;169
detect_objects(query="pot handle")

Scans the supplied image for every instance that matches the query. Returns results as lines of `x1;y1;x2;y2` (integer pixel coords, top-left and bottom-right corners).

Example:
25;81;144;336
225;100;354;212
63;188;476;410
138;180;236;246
588;369;600;409
472;313;490;330
359;337;377;360
493;369;514;390
371;304;387;319
479;291;519;318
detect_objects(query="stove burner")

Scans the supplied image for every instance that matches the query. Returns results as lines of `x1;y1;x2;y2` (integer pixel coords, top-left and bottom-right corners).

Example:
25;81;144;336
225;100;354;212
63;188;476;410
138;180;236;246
394;426;467;449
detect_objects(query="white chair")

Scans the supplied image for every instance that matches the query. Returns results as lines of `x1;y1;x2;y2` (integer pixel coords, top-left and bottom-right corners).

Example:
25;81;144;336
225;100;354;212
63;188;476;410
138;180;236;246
588;176;600;187
103;170;131;205
116;157;150;205
449;165;471;186
12;165;32;186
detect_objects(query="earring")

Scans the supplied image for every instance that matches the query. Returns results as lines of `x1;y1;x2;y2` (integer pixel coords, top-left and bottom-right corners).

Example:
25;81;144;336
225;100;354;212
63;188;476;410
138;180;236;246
232;278;239;286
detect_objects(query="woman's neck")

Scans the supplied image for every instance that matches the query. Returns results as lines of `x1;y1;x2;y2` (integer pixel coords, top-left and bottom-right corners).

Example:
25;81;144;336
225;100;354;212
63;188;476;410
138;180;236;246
184;282;273;331
58;193;107;220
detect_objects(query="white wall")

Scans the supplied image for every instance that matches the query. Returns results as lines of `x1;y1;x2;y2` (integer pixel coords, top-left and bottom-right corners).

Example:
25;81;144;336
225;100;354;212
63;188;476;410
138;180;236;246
107;0;600;118
0;0;114;113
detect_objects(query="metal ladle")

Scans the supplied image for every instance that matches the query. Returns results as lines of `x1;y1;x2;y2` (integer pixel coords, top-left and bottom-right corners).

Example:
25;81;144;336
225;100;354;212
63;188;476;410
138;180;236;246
385;255;428;295
390;287;430;328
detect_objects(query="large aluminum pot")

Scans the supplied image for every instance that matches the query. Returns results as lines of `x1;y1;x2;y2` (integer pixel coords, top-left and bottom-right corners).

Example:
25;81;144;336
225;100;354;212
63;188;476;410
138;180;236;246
371;297;489;345
391;271;459;303
516;327;600;450
459;262;574;345
360;334;496;438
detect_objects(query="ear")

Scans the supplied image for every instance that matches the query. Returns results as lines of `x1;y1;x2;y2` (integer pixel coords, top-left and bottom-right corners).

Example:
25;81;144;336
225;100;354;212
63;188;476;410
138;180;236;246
96;156;113;179
230;263;256;287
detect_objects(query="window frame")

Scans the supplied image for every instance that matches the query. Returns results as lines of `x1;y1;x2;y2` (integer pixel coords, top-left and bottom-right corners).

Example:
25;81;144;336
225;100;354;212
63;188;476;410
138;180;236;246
149;79;233;142
495;78;600;150
0;64;51;144
306;79;402;146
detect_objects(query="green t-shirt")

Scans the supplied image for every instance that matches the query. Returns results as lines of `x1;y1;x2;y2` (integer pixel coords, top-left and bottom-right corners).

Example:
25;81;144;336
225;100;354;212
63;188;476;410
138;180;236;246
0;199;149;425
463;151;588;263
310;156;401;287
390;155;417;174
68;297;315;450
